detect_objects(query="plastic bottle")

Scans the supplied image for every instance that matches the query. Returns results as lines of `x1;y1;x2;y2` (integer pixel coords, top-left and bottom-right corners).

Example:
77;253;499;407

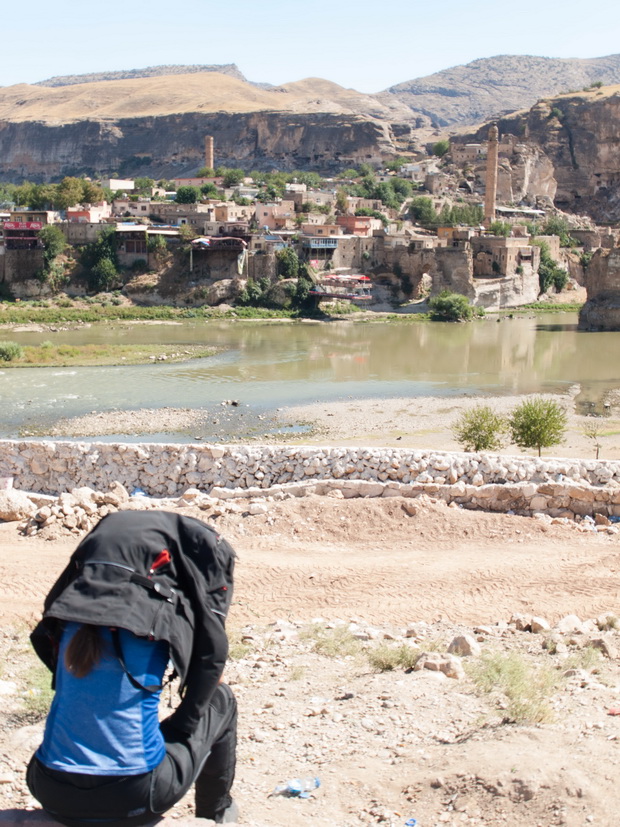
273;777;320;798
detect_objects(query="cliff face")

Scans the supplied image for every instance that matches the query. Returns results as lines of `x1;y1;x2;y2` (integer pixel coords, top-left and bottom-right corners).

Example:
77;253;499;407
480;89;620;221
579;249;620;330
0;112;401;181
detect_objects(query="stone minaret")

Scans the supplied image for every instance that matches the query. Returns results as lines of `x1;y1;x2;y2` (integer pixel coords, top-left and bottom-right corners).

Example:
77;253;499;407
484;124;499;226
205;136;214;171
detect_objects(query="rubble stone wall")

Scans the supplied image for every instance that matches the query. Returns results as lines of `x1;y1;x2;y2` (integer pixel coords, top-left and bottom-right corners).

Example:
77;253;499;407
2;439;620;518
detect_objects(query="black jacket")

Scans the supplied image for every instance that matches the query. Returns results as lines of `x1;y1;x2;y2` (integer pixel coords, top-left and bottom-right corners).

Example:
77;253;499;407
31;510;236;735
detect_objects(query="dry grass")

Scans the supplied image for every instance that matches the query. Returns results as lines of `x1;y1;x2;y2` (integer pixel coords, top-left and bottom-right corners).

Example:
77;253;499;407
468;651;559;724
299;623;363;659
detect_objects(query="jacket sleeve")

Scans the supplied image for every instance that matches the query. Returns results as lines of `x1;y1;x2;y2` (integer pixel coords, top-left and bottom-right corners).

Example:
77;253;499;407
164;522;235;735
165;604;229;734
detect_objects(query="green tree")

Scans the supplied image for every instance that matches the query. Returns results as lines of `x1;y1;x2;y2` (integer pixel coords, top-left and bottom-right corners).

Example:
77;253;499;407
453;405;508;452
196;167;215;178
38;225;67;266
90;258;120;292
222;168;245;188
385;156;408;172
429;291;481;322
508;397;567;456
432;140;450;157
133;177;155;195
532;240;568;293
81;181;106;203
178;224;197;241
55;177;86;209
338;168;359;179
540;215;576;247
175;186;200;204
357;163;375;177
293;171;322;188
276;247;299;279
335;189;349;213
200;183;219;199
488;220;512;237
81;226;120;291
409;196;439;227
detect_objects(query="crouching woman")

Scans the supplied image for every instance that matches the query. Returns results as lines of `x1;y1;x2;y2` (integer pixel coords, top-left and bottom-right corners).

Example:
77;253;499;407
26;510;239;826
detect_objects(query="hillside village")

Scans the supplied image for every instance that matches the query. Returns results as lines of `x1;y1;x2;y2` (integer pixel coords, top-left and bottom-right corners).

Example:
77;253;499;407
0;129;617;320
1;125;611;320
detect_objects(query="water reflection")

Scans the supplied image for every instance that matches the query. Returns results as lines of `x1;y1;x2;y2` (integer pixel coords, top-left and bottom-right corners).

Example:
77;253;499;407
1;314;619;438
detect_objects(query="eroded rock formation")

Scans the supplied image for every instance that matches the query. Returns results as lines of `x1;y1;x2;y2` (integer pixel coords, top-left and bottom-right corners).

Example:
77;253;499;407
579;248;620;330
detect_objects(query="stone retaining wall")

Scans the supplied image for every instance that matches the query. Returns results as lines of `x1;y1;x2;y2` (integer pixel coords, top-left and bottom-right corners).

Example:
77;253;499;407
2;440;620;519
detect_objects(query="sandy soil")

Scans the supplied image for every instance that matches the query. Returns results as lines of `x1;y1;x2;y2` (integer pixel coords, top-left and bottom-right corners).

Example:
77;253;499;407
2;495;620;826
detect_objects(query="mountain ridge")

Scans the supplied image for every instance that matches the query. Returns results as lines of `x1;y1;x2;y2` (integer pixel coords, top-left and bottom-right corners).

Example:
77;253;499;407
8;54;620;127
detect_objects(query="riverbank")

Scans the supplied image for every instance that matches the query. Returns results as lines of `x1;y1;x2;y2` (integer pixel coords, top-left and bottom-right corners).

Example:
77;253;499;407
37;390;620;460
0;295;584;329
0;342;217;368
278;392;620;459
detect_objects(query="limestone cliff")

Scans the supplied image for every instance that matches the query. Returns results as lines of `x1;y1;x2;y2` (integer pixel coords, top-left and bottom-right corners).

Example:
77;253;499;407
471;87;620;222
579;249;620;330
0;111;404;181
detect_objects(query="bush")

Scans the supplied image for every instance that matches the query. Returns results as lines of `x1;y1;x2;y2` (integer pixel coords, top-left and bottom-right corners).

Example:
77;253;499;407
453;405;508;452
432;139;450;157
0;341;24;362
428;291;482;322
508;397;567;456
532;240;569;293
91;258;120;292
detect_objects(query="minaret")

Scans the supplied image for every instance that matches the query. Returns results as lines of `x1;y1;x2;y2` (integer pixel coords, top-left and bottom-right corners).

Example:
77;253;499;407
205;136;214;171
484;124;499;226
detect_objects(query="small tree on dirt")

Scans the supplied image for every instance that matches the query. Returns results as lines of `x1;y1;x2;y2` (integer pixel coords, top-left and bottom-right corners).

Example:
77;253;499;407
508;397;567;457
582;419;604;459
453;405;508;453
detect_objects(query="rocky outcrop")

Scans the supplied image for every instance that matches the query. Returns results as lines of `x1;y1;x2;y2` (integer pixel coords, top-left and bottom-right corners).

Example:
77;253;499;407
579;248;620;330
0;111;400;180
472;91;620;222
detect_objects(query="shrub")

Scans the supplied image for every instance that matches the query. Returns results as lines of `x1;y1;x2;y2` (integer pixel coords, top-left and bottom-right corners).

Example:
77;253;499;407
468;651;558;724
366;643;420;672
453;405;508;452
299;623;362;658
0;341;24;361
532;240;569;293
432;139;450;157
428;291;482;322
508;397;567;456
91;258;120;292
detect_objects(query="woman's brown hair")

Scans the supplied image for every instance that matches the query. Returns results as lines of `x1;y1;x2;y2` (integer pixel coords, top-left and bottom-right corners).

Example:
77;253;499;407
64;624;103;678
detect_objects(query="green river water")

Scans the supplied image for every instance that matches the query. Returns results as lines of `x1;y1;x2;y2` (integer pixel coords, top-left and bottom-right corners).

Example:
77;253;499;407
0;313;618;441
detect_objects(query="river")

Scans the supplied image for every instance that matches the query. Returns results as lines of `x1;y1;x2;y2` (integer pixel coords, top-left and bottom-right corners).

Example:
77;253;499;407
1;313;619;441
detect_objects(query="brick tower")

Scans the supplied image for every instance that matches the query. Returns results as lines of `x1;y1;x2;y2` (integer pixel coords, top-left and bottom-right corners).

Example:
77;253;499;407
205;136;214;171
484;124;499;227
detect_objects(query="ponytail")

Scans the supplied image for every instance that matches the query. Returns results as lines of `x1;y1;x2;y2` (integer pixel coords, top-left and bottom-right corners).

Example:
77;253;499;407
64;624;102;678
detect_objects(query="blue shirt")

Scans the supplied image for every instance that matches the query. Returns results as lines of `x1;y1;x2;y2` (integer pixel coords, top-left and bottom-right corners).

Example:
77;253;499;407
37;623;169;776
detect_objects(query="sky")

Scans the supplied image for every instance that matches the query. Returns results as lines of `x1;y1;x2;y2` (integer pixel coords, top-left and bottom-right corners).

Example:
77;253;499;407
2;0;620;92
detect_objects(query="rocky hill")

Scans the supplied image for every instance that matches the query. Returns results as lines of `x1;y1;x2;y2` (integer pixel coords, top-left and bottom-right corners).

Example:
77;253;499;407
379;53;620;126
32;63;250;87
2;56;620;184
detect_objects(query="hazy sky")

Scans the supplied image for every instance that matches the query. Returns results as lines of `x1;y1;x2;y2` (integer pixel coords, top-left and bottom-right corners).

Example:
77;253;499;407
2;0;620;91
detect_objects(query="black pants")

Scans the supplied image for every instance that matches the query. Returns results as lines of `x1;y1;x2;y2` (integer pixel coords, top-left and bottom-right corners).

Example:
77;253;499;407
27;684;237;827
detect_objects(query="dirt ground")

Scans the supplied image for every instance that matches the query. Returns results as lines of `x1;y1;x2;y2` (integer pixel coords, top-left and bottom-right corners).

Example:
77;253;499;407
2;494;620;826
